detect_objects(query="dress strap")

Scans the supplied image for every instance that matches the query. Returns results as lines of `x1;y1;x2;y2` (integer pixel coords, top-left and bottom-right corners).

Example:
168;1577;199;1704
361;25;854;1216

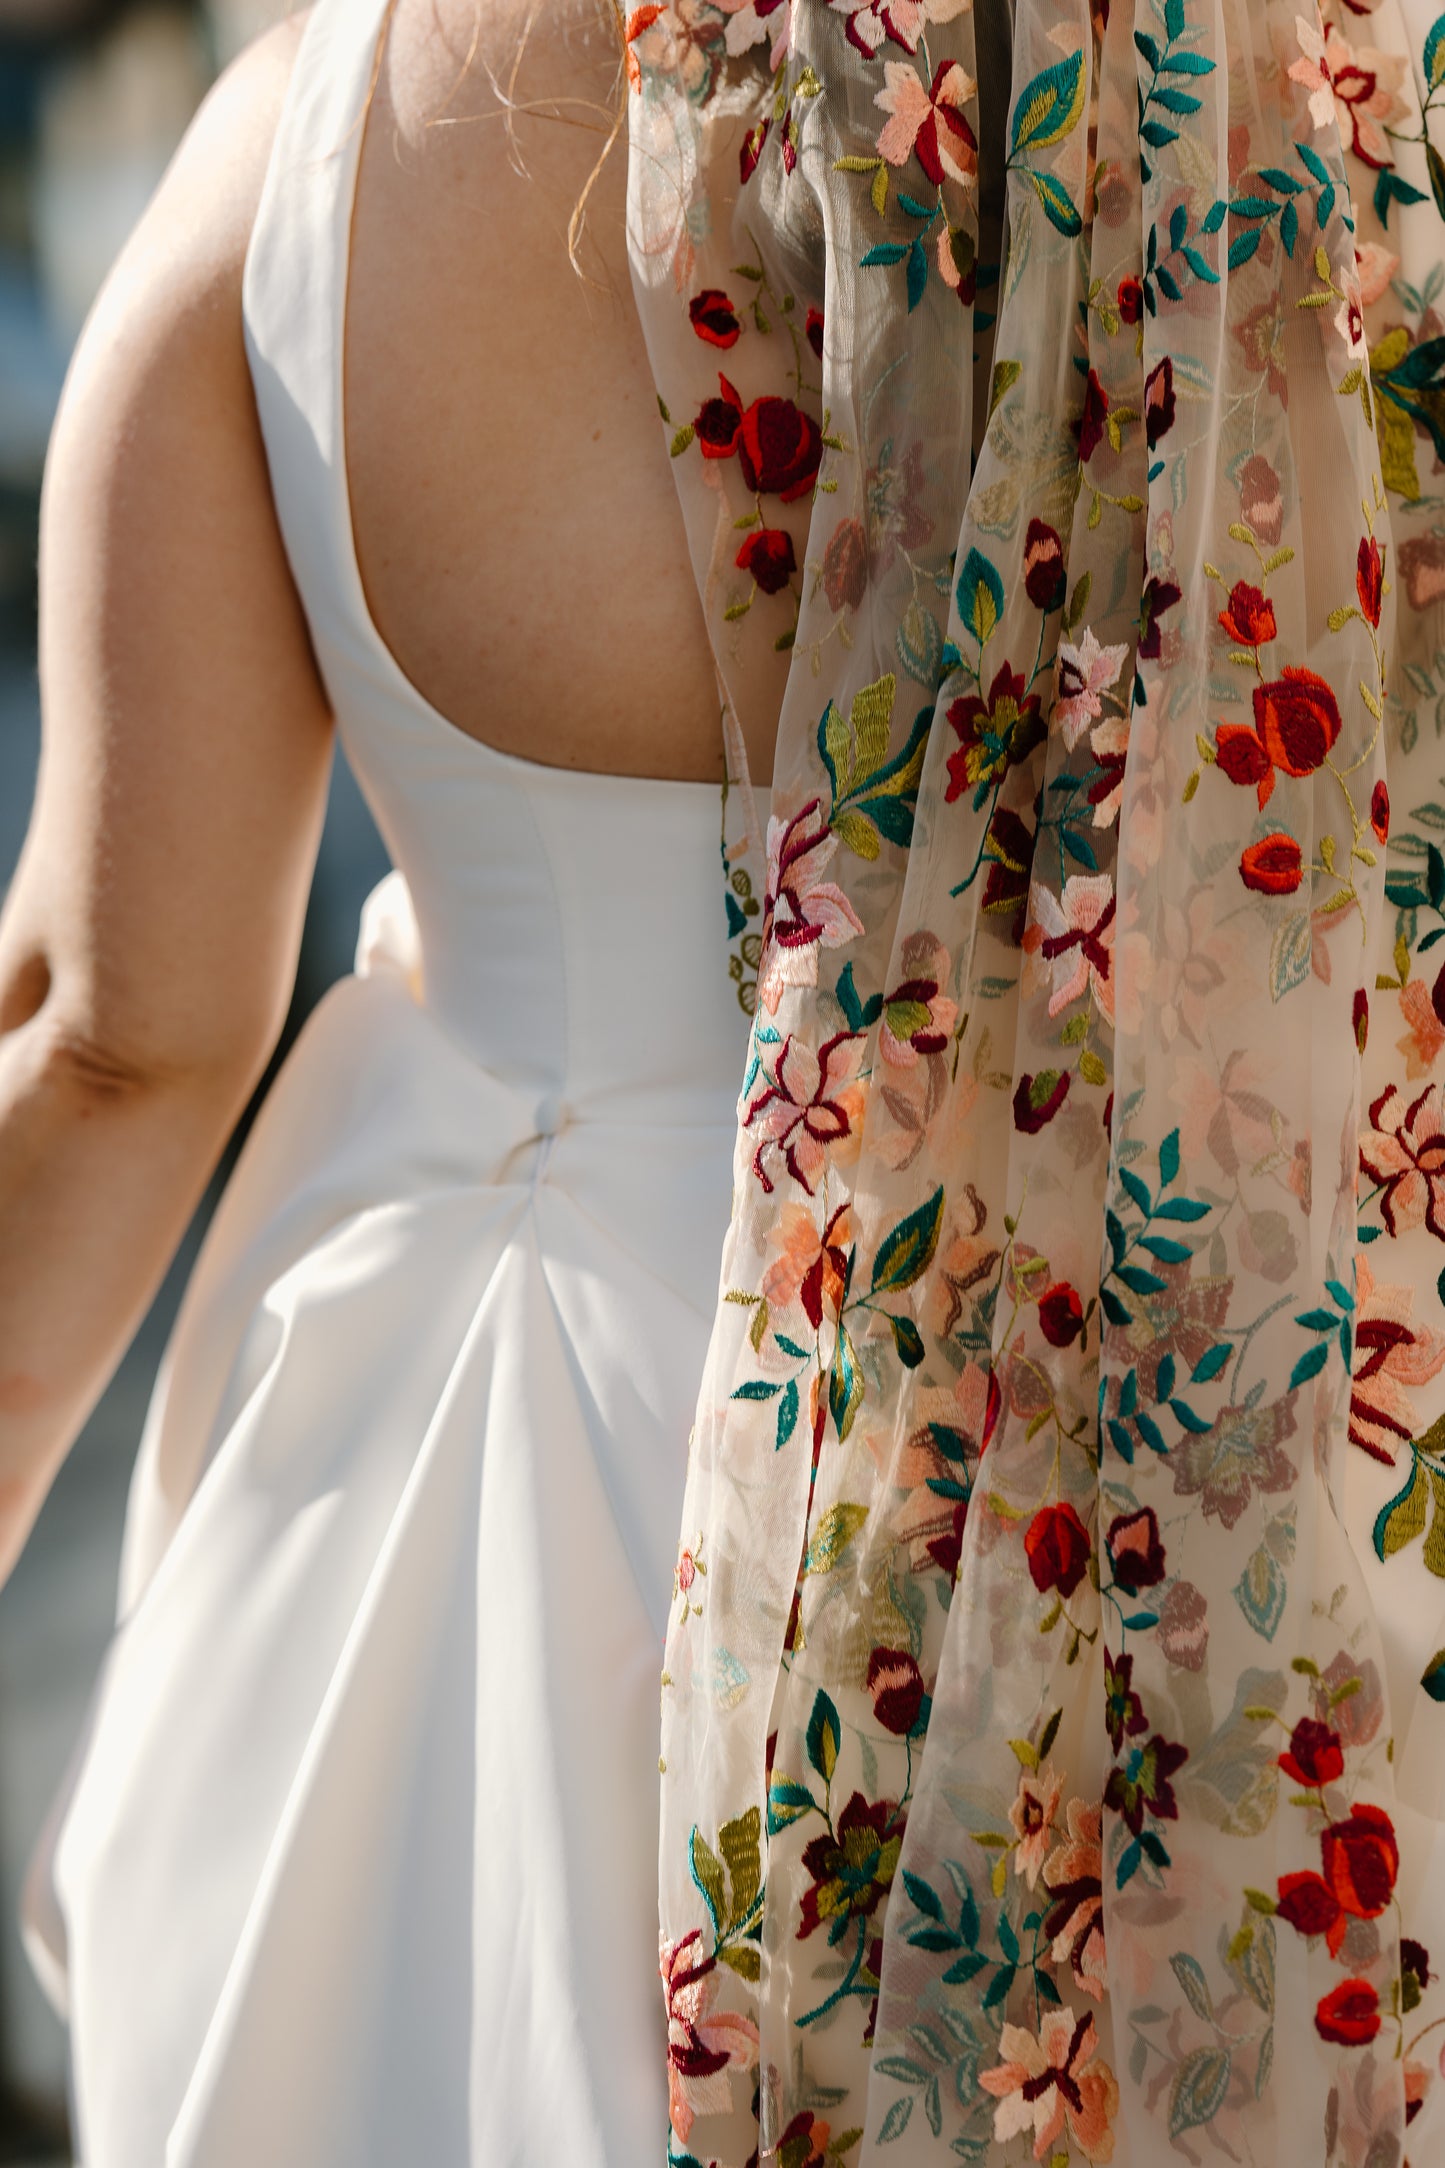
241;0;394;661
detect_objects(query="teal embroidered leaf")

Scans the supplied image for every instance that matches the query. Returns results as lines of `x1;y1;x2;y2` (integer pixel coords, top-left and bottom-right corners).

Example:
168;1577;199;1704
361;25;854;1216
1422;1649;1445;1702
956;548;1006;645
1010;50;1085;156
872;1186;945;1293
767;1776;817;1833
1027;168;1083;239
807;1689;841;1783
1169;2047;1232;2139
1234;1544;1287;1641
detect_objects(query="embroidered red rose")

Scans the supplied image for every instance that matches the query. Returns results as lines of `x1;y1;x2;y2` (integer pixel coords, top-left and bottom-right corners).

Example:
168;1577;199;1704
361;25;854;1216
1277;1870;1347;1952
1239;833;1303;895
1024;1501;1091;1599
1137;574;1181;660
1279;1717;1344;1788
1037;1281;1084;1348
1255;667;1342;776
736;525;797;594
1357;533;1384;628
1106;1506;1166;1594
1218;581;1276;648
737;396;822;500
1371;779;1389;841
1116;274;1143;324
695;374;744;457
822;516;868;612
1023;519;1067;613
1315;1978;1381;2047
689;288;742;348
867;1646;926;1736
1322;1801;1398;1918
805;305;825;360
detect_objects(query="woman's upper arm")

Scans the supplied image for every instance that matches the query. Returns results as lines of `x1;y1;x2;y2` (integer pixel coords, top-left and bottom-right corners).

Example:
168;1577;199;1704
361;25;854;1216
0;12;334;1088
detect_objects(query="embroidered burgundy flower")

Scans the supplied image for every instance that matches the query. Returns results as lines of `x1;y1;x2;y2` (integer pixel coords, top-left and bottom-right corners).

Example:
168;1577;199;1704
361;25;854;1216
1104;1733;1188;1835
944;664;1044;802
1116;274;1144;324
1014;1067;1070;1134
1023;518;1067;612
981;806;1036;936
1157;1578;1209;1670
1103;1647;1147;1754
735;525;796;594
1357;532;1384;626
695;373;745;456
1038;1280;1084;1348
1371;779;1390;841
689;288;742;347
1105;1506;1166;1594
1144;355;1175;448
805;305;825;359
739;114;770;184
1218;580;1276;648
798;1791;903;1936
1077;368;1109;461
1024;1501;1091;1599
1137;573;1181;660
737;396;823;500
1279;1717;1344;1788
866;1645;927;1736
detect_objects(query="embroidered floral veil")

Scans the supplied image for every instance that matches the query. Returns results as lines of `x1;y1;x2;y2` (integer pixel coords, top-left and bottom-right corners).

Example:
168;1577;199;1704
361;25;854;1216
626;0;1445;2160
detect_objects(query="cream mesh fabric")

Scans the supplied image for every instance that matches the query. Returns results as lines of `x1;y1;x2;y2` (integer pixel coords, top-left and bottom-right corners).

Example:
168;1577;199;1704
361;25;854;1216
629;2;1445;2160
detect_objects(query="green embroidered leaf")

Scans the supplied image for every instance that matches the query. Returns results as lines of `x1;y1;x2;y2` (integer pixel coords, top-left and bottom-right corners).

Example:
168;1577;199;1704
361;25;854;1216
719;1805;762;1929
829;1321;865;1439
802;1499;869;1576
716;1941;761;1980
690;1829;726;1934
833;808;882;859
1422;1649;1445;1702
990;357;1022;418
1010;50;1085;156
1375;1455;1430;1565
1425;12;1445;90
872;1186;945;1293
1169;2046;1232;2139
957;547;1005;644
1027;168;1084;239
767;1775;816;1832
850;671;897;783
807;1689;841;1782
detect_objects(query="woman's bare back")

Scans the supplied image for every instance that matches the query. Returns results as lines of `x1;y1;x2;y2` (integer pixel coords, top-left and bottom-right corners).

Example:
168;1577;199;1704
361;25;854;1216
346;0;755;782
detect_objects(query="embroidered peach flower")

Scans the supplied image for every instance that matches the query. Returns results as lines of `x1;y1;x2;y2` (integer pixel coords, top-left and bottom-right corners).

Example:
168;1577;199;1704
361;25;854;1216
979;2008;1120;2162
1360;1083;1445;1238
874;59;978;186
828;0;969;58
1397;980;1445;1081
1320;25;1407;168
1054;628;1129;751
745;1031;866;1193
1349;1253;1445;1465
1024;874;1117;1023
717;0;789;69
1289;12;1337;131
758;802;866;1013
660;1930;760;2142
1009;1760;1064;1887
1042;1799;1106;2000
762;1201;851;1327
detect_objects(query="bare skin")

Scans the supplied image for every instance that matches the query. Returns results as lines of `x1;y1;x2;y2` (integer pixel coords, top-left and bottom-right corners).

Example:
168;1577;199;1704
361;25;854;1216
0;0;770;1587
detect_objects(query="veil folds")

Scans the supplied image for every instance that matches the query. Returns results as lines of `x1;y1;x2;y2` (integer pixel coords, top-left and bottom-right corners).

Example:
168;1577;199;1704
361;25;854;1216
627;0;1445;2160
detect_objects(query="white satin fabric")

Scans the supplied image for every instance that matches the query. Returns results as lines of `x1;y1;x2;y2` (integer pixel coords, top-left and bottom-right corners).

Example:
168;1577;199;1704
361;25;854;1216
21;2;746;2160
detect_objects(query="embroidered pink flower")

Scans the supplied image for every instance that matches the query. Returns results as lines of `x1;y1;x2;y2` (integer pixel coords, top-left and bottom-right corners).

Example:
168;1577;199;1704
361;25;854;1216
1055;629;1129;750
717;0;789;68
1349;1253;1445;1464
828;0;969;57
1289;11;1338;131
1042;1799;1106;2001
1360;1083;1445;1238
1009;1760;1064;1887
745;1031;866;1193
1397;979;1445;1080
762;1201;851;1328
1025;874;1117;1023
979;2009;1120;2162
660;1930;760;2143
758;802;866;1012
874;59;978;186
1320;24;1407;167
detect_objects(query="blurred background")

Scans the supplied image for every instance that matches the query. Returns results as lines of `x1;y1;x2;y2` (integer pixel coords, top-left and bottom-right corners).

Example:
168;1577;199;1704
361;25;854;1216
0;3;389;2156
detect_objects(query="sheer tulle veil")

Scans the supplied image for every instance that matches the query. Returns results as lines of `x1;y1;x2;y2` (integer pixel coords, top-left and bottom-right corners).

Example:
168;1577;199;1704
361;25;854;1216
627;1;1445;2160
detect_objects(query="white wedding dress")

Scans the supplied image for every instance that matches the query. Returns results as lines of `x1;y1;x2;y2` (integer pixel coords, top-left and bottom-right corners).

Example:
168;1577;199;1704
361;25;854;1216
22;2;747;2160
